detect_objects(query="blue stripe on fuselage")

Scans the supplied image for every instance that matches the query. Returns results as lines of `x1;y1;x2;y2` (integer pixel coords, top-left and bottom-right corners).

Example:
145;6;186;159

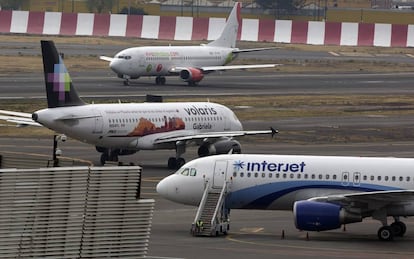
226;181;401;209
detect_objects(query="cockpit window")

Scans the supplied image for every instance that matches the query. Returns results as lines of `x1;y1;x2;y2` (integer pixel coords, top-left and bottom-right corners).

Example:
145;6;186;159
180;168;189;176
190;168;197;176
116;55;131;60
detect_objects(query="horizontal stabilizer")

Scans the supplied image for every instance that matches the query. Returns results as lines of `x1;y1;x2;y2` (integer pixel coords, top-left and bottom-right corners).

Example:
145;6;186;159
0;115;41;127
201;64;278;72
0;110;33;118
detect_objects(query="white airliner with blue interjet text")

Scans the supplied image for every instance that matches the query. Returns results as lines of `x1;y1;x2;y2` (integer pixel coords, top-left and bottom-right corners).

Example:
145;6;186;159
0;41;276;169
157;153;414;241
100;2;276;86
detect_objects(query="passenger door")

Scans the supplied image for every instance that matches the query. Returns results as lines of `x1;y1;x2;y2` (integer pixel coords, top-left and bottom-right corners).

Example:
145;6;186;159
213;160;228;189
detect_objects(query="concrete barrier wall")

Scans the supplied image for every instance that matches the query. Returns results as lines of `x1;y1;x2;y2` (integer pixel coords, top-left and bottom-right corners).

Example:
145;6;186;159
1;10;413;47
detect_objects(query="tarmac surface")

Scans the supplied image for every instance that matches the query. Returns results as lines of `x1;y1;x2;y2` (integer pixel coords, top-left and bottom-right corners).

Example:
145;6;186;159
2;40;414;258
2;138;414;259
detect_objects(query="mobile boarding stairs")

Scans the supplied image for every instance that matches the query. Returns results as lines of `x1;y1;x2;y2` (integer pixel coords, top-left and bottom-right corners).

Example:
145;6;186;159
191;180;230;236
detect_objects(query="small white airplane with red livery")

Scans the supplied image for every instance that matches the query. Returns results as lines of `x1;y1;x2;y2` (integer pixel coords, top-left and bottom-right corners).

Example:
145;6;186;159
100;2;276;86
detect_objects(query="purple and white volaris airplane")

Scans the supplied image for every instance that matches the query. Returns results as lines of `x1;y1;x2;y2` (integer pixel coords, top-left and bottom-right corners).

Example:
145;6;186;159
100;2;277;86
157;153;414;241
0;40;276;168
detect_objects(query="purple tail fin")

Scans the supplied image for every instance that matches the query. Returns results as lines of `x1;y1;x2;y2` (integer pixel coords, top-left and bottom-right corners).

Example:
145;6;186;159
41;40;85;108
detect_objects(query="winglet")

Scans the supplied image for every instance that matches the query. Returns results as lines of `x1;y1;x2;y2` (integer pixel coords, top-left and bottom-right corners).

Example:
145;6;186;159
41;40;85;108
270;127;278;138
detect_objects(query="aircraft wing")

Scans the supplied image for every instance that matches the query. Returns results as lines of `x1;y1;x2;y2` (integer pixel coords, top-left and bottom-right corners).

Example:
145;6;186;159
0;110;41;127
309;190;414;211
99;56;114;62
169;64;278;74
153;127;277;144
232;47;280;54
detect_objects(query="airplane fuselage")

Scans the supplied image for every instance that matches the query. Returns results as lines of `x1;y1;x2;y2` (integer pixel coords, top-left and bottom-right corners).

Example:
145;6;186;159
109;46;236;78
157;154;414;215
33;102;242;151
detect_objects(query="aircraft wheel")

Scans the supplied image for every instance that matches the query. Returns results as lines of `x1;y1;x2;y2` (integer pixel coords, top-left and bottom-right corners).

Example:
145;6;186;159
100;152;108;165
123;79;130;86
391;221;407;237
155;77;162;85
176;158;186;168
378;226;394;241
167;157;177;169
160;77;166;85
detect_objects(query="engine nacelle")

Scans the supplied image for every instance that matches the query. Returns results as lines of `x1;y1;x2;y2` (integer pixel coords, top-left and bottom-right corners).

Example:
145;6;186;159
293;200;362;231
179;68;204;82
117;74;139;79
95;146;137;156
198;139;241;157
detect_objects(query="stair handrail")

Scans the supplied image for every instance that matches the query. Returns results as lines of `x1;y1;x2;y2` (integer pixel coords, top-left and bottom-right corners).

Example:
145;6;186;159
193;180;210;225
210;181;228;228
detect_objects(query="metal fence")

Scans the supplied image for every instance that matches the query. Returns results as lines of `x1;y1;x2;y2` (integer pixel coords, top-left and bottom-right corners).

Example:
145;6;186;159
0;151;92;169
0;166;154;258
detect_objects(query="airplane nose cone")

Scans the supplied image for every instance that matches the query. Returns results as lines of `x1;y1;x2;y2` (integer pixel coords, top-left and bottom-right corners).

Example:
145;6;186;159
109;59;120;73
156;177;171;198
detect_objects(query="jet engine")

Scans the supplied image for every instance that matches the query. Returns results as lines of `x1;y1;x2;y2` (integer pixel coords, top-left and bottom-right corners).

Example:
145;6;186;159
197;139;241;157
293;200;362;231
95;146;137;156
179;68;204;82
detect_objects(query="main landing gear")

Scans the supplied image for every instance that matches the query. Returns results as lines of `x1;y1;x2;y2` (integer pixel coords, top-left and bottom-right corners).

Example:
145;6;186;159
167;157;186;170
155;76;166;85
187;81;198;86
375;214;407;241
167;142;186;169
99;149;120;165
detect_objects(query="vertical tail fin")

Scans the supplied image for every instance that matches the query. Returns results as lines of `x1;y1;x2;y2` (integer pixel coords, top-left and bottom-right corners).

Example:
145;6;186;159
207;2;241;48
41;40;85;108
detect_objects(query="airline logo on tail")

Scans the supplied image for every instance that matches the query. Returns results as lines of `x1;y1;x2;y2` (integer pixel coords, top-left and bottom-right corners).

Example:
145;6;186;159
47;57;72;102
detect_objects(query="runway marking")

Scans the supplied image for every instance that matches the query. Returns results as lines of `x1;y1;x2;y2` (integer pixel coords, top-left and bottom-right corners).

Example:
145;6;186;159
406;54;414;59
328;51;340;56
225;233;414;256
240;227;264;233
338;52;373;57
145;256;184;259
